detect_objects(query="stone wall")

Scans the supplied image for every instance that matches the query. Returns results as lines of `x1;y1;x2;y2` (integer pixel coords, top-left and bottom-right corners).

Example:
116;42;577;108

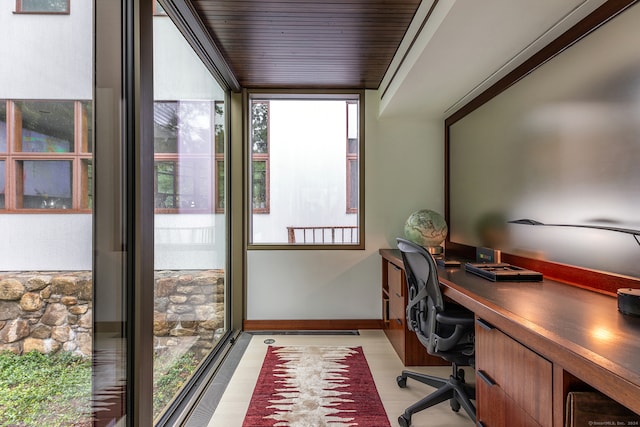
0;270;225;357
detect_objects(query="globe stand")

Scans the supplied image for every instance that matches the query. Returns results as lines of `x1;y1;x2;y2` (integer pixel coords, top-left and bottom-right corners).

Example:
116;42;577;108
427;245;444;258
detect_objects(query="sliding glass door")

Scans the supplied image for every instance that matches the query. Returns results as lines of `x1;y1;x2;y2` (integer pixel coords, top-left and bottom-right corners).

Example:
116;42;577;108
151;10;229;421
94;1;233;425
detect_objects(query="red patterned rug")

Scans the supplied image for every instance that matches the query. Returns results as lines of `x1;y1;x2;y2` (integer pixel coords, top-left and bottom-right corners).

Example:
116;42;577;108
242;345;391;426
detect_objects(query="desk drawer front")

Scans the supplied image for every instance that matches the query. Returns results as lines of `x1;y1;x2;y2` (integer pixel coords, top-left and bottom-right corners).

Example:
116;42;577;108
476;318;552;427
476;377;541;427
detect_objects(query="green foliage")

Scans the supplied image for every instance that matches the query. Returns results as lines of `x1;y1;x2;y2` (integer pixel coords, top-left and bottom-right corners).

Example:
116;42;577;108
0;351;92;427
251;101;269;153
152;351;200;419
0;349;200;426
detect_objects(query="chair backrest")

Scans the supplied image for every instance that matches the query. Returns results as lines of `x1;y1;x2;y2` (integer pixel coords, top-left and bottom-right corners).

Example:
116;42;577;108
396;238;444;355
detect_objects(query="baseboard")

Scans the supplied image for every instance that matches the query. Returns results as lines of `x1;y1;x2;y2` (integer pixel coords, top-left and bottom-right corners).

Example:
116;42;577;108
243;319;384;331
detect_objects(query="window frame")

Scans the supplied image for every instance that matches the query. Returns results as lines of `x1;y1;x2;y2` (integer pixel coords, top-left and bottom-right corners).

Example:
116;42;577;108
246;90;365;250
0;99;92;213
15;0;70;14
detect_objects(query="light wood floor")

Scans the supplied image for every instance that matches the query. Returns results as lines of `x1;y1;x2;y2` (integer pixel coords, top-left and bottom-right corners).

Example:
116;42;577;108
207;330;474;426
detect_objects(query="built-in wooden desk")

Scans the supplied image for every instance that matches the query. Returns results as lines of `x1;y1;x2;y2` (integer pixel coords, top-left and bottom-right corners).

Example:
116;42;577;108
379;249;640;426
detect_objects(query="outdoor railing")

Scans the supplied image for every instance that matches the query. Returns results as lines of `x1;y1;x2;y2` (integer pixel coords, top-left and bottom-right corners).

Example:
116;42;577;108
287;226;358;244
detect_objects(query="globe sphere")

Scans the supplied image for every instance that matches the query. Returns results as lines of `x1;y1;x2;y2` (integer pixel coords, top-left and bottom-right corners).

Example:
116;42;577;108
404;209;448;248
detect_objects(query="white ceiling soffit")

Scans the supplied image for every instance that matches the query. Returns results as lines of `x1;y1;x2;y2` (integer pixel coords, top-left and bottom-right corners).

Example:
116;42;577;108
378;0;609;120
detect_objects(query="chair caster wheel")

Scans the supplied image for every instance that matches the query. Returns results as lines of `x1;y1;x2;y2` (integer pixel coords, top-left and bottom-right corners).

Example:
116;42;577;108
450;398;461;412
398;414;411;427
396;376;407;388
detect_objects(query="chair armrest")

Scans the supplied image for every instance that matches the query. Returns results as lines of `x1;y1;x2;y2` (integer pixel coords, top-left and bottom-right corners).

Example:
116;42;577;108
436;311;474;327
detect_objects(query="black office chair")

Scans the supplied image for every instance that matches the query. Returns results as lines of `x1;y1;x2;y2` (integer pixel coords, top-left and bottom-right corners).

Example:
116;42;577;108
395;238;476;427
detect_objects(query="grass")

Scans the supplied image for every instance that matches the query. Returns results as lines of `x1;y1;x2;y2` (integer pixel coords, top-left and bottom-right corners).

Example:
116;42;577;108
0;350;200;427
0;351;91;427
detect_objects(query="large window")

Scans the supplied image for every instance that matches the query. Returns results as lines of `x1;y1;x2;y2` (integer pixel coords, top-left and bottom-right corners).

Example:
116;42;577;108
0;100;92;211
16;0;70;13
248;92;363;247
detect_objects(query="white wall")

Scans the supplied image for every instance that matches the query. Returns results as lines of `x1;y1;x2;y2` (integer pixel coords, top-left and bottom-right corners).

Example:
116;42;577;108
246;91;444;320
0;0;92;100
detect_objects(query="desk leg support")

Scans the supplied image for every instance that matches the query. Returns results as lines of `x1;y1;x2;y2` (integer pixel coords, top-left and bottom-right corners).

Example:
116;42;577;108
553;364;583;427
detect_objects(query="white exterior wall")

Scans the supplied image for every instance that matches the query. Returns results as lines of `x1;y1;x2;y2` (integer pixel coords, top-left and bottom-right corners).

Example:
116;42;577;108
0;214;92;271
0;0;93;271
0;1;92;100
246;91;445;320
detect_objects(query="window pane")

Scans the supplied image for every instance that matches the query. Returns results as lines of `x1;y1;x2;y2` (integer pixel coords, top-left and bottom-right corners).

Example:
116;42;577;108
17;100;74;153
81;101;93;153
249;97;361;245
19;0;69;13
154;101;213;154
214;101;225;154
251;101;268;154
154;159;212;209
154;102;178;152
19;160;72;209
216;160;225;210
0;101;6;152
252;160;267;210
348;159;358;211
0;160;5;208
82;159;92;209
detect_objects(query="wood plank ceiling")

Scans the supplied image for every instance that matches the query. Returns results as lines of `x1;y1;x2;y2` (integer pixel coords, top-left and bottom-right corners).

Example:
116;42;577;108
189;0;423;89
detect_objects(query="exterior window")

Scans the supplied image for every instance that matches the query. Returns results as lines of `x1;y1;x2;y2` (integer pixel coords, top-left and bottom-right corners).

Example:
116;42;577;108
0;100;92;211
0;101;6;152
16;0;70;13
16;100;74;152
215;101;225;212
248;93;363;247
251;101;270;213
17;160;72;208
0;160;5;208
346;101;358;213
153;101;214;212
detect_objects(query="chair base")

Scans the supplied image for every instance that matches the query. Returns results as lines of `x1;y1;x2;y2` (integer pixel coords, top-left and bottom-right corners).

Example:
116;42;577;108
396;363;476;427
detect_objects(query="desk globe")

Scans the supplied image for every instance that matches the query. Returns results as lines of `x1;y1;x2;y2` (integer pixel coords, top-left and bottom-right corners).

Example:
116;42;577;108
404;209;448;255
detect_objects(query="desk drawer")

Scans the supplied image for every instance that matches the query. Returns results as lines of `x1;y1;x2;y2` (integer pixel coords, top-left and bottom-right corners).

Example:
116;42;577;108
476;318;552;427
476;376;541;427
